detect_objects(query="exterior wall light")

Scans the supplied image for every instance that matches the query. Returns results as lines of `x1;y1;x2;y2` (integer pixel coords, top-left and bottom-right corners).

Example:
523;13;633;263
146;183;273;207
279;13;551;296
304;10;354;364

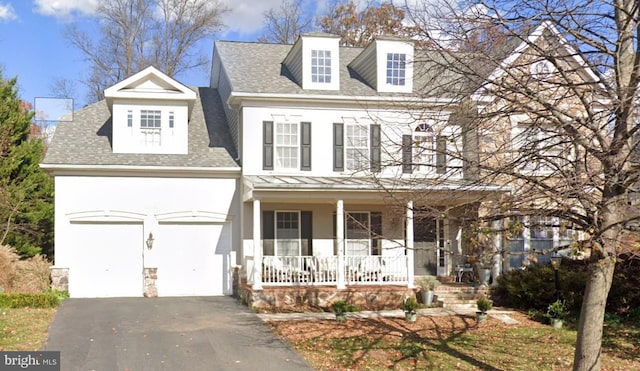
146;232;154;250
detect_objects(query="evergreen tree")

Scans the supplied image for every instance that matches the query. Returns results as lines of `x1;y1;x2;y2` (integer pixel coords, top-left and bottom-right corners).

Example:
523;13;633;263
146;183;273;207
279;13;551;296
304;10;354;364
0;69;53;258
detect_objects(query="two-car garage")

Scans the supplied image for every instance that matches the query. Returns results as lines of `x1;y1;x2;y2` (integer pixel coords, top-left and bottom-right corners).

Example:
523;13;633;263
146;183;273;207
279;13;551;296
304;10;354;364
66;220;232;298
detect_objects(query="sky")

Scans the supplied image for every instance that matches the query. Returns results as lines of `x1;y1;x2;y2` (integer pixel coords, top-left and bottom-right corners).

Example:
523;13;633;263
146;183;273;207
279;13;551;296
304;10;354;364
0;0;330;115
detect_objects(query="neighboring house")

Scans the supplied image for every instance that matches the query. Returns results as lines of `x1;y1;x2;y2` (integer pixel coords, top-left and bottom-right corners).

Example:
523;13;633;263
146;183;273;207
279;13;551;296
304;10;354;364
42;23;587;298
42;67;241;297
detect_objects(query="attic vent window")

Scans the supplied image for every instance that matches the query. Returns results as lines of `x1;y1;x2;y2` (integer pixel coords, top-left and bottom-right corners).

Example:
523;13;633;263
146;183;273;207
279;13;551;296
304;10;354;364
311;50;331;83
386;53;406;86
531;60;554;80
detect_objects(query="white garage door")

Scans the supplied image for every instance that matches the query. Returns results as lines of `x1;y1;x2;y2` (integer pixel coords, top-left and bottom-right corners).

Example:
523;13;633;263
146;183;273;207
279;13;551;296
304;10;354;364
68;223;143;298
155;223;231;296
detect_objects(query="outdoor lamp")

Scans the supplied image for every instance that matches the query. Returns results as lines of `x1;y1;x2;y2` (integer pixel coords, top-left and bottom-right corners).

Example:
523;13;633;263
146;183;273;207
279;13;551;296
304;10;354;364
550;252;562;300
146;232;154;250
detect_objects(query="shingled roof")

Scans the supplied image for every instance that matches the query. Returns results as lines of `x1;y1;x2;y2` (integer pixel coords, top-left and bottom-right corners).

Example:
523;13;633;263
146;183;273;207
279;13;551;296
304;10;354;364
42;87;239;170
214;41;471;99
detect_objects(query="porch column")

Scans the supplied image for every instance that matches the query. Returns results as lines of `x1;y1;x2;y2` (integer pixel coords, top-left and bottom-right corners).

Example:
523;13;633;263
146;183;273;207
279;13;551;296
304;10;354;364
252;199;262;290
491;220;502;286
336;199;346;289
406;201;415;288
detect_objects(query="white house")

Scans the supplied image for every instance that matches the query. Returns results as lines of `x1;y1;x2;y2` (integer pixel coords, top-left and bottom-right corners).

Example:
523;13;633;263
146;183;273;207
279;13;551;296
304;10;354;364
43;25;584;299
42;67;241;298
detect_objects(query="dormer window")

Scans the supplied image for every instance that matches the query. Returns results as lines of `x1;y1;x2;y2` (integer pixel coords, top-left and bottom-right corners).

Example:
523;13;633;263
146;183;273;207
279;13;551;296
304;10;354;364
140;110;161;128
311;50;331;83
386;53;406;86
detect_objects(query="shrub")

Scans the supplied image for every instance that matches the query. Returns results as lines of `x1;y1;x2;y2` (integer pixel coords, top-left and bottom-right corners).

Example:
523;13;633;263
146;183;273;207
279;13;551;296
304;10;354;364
547;300;566;320
403;297;419;313
0;245;19;291
13;254;51;293
331;300;358;314
477;295;493;313
0;292;60;308
0;245;52;293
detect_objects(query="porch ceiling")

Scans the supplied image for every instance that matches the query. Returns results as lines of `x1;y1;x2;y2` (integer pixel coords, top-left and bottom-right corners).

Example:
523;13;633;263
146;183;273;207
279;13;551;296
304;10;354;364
242;175;509;203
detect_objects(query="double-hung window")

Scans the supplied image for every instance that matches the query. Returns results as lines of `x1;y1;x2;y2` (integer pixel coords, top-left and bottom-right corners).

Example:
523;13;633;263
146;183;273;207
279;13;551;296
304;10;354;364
346;124;369;171
311;50;331;83
263;120;312;171
413;123;435;172
346;212;370;255
275;121;299;170
513;119;568;174
333;122;381;172
275;211;300;257
386;53;406;86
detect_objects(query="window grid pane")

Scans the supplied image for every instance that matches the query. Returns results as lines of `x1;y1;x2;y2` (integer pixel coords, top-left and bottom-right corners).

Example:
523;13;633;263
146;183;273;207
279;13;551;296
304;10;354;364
414;124;434;172
346;212;370;255
169;111;174;128
140;110;161;128
346;124;369;171
275;122;298;169
386;53;406;86
311;50;332;83
276;212;300;256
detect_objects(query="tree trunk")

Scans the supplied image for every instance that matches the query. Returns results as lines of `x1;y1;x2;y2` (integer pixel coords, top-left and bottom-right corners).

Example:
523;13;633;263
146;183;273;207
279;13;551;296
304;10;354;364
572;257;615;371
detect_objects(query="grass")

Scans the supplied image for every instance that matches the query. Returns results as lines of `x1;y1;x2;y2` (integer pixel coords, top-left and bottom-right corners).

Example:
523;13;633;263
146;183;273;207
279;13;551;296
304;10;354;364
270;313;640;371
0;308;56;350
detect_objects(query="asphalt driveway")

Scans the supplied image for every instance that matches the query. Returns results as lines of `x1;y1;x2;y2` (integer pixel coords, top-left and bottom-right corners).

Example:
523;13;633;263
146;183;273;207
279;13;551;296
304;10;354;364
43;296;312;371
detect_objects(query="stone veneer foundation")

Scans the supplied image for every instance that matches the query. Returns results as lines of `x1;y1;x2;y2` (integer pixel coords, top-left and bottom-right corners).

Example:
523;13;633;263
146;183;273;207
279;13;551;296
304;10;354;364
143;268;158;297
50;267;69;292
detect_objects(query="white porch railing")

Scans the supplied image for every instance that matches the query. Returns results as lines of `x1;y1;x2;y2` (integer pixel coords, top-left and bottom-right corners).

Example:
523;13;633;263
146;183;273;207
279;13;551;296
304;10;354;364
261;255;408;286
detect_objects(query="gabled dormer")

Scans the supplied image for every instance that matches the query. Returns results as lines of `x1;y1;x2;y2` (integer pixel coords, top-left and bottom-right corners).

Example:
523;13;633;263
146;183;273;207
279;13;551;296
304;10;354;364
104;66;196;155
349;36;414;93
283;32;341;91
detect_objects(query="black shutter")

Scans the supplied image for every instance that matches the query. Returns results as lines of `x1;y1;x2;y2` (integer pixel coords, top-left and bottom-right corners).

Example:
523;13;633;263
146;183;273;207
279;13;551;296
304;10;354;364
370;124;381;172
301;211;313;255
402;134;413;174
262;211;275;256
263;121;274;170
301;122;312;171
371;212;382;255
436;136;447;174
333;123;344;171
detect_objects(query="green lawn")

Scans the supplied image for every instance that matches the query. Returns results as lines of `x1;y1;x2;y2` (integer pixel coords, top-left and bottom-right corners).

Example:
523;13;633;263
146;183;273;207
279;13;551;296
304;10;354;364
0;308;57;351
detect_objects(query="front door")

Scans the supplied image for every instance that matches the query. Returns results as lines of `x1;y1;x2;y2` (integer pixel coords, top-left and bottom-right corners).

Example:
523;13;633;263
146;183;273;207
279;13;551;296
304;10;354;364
413;217;437;276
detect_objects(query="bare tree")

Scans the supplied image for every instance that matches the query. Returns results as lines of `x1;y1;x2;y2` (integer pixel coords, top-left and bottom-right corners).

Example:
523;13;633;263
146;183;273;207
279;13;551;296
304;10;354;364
319;0;413;46
259;0;313;44
384;1;640;370
66;0;228;103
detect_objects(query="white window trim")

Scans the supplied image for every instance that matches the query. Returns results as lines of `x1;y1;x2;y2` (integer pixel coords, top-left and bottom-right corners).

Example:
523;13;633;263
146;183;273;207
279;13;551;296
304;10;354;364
345;122;370;171
413;123;435;173
274;211;301;257
311;49;332;84
345;211;371;256
386;53;406;86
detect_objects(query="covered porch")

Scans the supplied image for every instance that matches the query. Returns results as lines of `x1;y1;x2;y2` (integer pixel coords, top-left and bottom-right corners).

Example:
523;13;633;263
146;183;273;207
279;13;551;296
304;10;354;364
242;175;504;291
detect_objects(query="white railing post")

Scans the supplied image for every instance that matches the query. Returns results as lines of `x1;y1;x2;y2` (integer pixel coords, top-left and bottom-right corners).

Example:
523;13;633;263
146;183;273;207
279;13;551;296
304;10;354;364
252;199;262;290
406;200;415;288
336;199;346;289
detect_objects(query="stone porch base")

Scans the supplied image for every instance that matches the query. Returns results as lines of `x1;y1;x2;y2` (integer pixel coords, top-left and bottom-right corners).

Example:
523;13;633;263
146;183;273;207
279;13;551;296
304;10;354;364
238;281;416;312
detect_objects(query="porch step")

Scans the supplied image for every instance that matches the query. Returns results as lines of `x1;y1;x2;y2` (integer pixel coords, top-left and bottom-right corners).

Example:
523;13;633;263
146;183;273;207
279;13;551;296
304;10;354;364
432;284;491;309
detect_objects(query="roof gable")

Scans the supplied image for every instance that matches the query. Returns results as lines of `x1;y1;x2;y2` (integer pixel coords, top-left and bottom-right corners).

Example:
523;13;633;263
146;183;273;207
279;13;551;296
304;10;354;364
104;66;197;113
472;21;601;100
